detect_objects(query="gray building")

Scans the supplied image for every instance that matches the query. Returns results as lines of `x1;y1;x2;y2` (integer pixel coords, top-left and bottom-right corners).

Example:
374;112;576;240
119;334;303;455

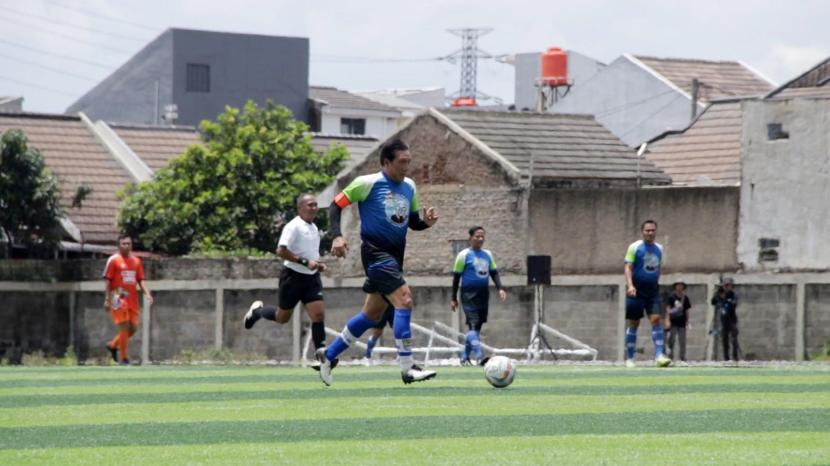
550;54;776;147
67;28;309;126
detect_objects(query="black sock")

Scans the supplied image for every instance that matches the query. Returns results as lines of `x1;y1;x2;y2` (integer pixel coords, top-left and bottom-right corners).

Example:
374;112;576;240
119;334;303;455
260;307;277;321
311;321;326;349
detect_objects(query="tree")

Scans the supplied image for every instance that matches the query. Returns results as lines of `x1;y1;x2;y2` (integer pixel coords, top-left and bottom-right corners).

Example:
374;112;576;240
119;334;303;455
0;129;63;258
119;100;349;255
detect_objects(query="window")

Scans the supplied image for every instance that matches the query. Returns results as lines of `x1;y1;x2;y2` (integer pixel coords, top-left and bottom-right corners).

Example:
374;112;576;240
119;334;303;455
767;123;788;140
340;118;366;135
186;64;210;93
450;239;468;257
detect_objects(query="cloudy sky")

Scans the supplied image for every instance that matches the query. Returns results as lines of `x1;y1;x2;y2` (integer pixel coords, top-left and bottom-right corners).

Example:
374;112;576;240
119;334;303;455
0;0;827;113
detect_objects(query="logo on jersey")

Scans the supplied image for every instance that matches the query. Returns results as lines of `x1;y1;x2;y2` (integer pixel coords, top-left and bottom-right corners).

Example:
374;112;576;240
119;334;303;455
384;192;409;227
643;251;660;273
473;256;489;277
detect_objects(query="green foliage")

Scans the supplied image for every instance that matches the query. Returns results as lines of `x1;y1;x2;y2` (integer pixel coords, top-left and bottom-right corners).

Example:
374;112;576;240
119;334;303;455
119;100;349;255
811;341;830;361
0;129;63;256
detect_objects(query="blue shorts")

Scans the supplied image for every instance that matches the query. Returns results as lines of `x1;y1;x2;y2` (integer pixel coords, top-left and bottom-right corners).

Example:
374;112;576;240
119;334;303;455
625;294;663;320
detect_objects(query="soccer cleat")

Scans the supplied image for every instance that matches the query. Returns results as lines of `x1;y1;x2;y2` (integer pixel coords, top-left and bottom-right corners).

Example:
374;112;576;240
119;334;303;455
478;356;491;367
655;354;672;368
625;359;636;368
105;344;118;363
119;359;130;366
243;300;264;329
316;347;333;386
311;347;338;372
401;364;437;384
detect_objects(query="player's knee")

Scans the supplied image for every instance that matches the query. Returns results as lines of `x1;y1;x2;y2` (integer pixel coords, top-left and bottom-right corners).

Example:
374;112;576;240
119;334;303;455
275;309;292;324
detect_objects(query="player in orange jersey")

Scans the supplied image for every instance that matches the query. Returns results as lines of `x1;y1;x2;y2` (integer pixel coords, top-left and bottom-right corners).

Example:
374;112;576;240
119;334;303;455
103;234;153;365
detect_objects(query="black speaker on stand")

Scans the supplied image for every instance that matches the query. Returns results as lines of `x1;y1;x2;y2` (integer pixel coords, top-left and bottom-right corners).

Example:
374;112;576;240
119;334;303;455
526;255;556;359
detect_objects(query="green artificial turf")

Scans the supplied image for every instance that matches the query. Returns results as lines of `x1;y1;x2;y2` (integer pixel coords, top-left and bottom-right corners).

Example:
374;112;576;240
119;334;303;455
0;364;828;465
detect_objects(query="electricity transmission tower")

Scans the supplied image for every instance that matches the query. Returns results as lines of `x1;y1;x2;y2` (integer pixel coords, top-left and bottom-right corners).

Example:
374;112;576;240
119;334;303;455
444;28;498;105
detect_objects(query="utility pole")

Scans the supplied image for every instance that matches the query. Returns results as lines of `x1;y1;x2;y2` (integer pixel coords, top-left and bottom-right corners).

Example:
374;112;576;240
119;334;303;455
690;78;700;121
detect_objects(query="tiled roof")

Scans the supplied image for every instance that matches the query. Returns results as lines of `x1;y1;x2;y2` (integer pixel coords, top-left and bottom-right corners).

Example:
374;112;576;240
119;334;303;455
309;86;400;113
0;113;132;244
440;109;670;184
768;87;830;100
634;56;775;101
766;56;830;98
646;100;743;186
110;124;201;171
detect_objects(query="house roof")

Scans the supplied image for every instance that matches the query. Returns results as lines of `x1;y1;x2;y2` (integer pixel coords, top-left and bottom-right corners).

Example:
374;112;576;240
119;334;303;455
765;56;830;98
767;86;830;100
309;86;400;113
0;112;133;244
109;124;201;171
632;55;775;101
437;109;670;185
645;100;744;186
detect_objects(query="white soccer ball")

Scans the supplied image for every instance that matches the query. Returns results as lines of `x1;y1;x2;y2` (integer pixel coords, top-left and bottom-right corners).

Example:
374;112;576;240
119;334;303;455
483;355;516;388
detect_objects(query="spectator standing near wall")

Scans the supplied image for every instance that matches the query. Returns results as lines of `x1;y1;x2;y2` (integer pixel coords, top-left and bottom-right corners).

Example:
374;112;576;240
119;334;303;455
665;281;691;363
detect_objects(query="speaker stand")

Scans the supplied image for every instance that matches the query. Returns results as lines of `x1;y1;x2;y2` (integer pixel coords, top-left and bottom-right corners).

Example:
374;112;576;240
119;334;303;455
528;284;557;360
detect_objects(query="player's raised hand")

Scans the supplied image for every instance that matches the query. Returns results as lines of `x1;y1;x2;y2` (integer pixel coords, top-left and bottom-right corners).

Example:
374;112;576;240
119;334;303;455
331;236;348;258
423;207;438;226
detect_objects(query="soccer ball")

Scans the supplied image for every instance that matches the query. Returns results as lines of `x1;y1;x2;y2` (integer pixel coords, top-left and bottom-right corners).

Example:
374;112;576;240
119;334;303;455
483;356;516;388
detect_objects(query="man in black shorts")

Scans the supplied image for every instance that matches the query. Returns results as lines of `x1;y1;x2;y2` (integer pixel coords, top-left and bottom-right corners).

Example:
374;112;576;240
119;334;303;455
243;194;329;358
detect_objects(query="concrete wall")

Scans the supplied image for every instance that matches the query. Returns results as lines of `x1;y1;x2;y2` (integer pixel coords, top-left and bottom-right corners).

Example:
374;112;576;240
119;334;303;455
68;29;309;126
738;98;830;271
514;50;606;111
551;55;696;147
67;31;174;125
172;29;309;126
2;259;828;363
529;186;740;274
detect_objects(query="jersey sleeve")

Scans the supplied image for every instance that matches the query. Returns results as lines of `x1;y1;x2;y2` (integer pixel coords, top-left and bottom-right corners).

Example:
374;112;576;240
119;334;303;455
487;250;498;270
410;184;420;212
452;250;467;273
624;242;638;263
334;176;373;208
103;256;116;280
277;222;296;248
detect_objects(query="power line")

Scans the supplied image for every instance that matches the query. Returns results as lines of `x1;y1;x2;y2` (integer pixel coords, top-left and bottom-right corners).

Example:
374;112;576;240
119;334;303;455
1;5;148;42
311;54;442;63
0;52;99;81
0;38;115;70
594;89;677;118
0;75;79;98
45;0;161;33
0;12;136;55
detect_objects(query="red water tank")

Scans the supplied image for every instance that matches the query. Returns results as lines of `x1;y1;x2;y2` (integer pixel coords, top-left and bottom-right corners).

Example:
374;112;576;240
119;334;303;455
541;47;568;87
451;97;478;107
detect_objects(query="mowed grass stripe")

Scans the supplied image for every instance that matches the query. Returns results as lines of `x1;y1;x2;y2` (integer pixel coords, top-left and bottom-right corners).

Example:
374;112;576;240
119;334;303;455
3;432;829;466
8;432;826;466
3;392;829;428
2;366;828;385
1;382;827;409
1;409;827;450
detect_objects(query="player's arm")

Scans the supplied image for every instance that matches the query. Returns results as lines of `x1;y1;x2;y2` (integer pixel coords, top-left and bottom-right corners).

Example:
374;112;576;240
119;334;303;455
277;245;325;271
488;253;507;302
136;261;153;305
408;188;437;230
103;258;114;311
623;243;637;297
450;250;465;311
329;178;371;257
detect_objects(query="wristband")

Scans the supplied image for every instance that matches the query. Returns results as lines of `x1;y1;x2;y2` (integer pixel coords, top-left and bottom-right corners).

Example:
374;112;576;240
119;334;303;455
299;258;309;267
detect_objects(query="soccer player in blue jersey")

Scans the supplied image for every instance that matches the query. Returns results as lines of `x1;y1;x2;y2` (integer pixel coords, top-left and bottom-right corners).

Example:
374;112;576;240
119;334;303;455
320;139;439;386
450;226;507;365
624;220;672;368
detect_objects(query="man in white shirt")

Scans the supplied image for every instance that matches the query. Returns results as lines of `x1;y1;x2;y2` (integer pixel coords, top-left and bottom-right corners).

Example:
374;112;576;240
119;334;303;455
244;193;329;356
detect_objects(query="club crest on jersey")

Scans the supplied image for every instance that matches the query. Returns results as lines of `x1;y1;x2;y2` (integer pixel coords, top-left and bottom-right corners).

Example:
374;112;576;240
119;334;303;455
384;192;409;227
644;251;660;273
473;256;489;277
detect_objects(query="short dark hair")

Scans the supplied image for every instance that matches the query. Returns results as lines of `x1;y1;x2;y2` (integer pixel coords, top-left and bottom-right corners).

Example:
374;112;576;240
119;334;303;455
117;233;132;243
379;138;409;166
468;226;485;237
641;219;657;230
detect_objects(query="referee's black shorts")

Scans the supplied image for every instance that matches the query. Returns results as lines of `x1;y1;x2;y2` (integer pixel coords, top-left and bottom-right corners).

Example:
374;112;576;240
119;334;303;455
278;267;323;310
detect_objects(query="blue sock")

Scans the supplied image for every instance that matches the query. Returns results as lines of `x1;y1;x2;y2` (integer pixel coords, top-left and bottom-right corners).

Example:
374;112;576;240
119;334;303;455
393;308;413;370
652;325;665;358
462;332;472;360
469;330;482;359
625;327;637;360
326;312;377;361
366;335;378;358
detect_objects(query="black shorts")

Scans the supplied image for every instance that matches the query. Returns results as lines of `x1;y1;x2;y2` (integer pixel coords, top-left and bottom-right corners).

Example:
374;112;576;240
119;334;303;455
373;306;395;329
278;267;323;310
361;242;406;296
625;294;663;320
461;287;489;329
